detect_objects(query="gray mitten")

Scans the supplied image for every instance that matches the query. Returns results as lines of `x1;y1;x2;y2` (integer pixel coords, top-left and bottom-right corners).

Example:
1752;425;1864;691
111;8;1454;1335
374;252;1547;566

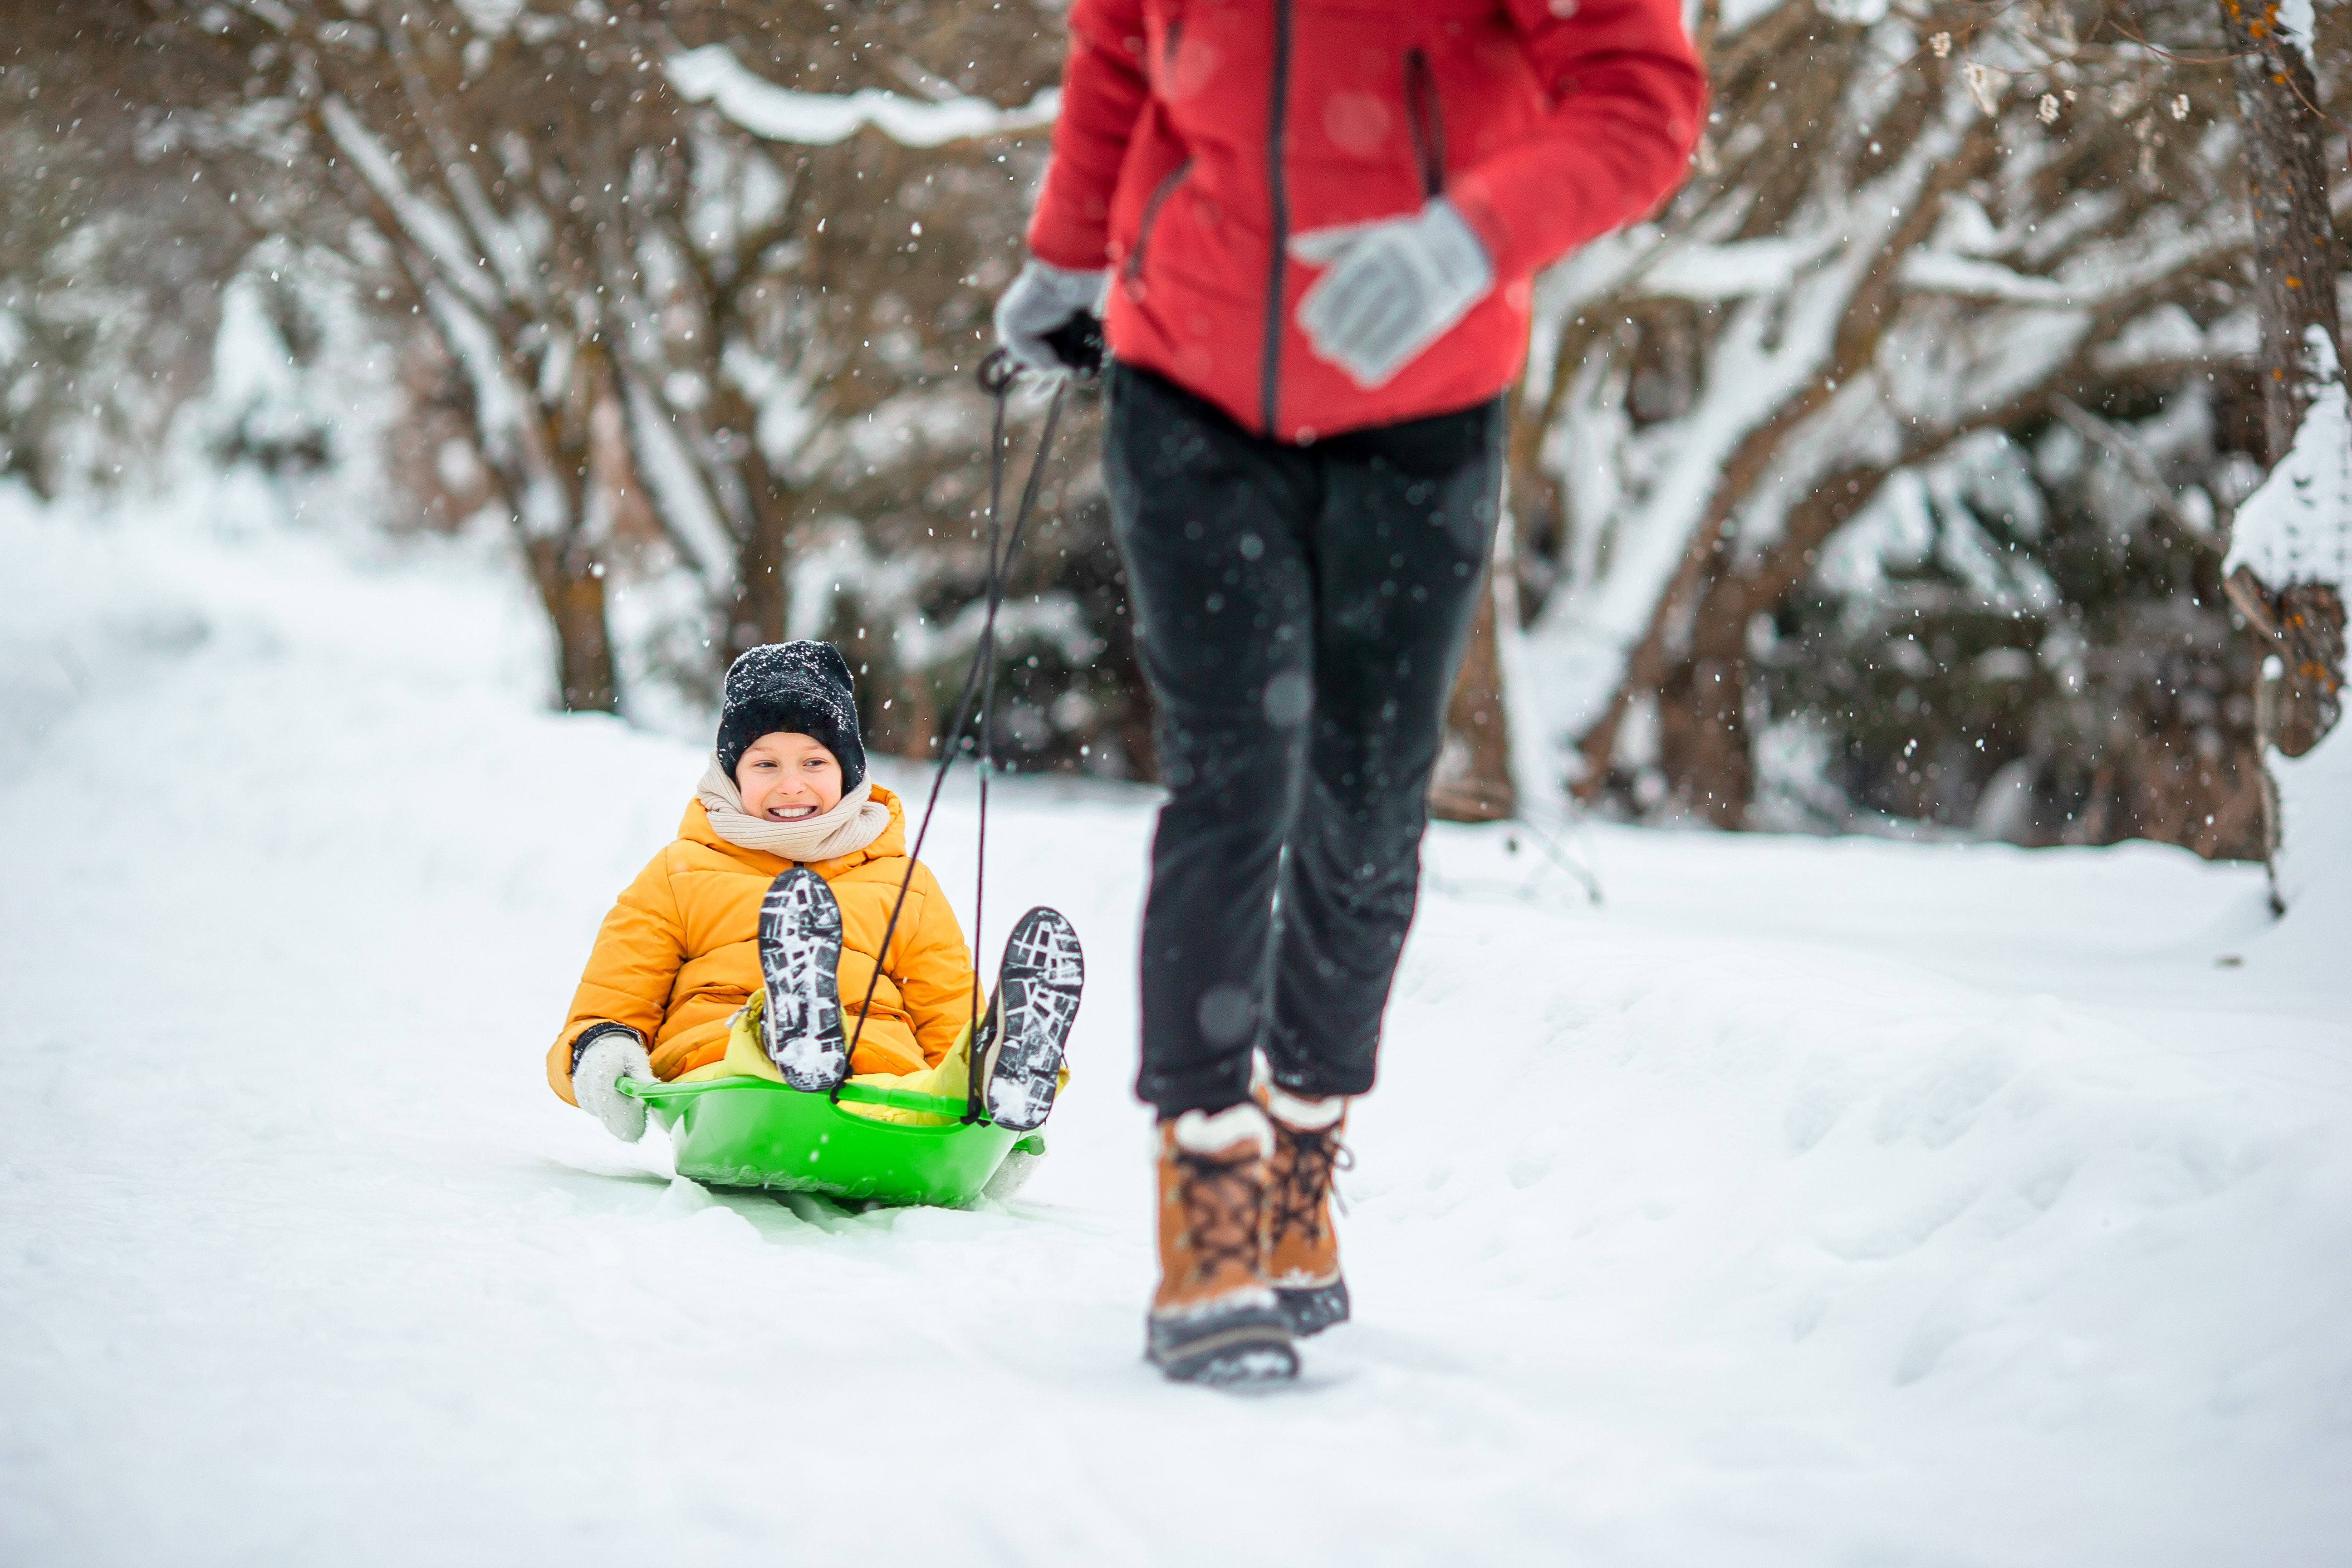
572;1029;654;1143
994;259;1109;373
1290;198;1493;388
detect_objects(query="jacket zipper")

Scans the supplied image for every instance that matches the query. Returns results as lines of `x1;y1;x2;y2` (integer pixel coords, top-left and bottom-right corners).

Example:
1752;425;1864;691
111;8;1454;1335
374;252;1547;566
1124;158;1194;284
1260;0;1294;436
1403;47;1447;198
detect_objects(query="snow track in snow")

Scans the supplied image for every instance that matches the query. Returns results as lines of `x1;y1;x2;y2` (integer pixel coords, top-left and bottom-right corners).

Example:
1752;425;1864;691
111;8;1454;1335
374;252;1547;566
2;495;2347;1566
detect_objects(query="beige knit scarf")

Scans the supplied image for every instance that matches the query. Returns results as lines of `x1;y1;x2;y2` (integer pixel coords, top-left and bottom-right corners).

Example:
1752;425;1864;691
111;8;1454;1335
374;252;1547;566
695;754;892;863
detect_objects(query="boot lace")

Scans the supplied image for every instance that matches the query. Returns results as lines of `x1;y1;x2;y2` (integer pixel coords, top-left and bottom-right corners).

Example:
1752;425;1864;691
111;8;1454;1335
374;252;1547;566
1267;1126;1352;1247
1173;1151;1264;1286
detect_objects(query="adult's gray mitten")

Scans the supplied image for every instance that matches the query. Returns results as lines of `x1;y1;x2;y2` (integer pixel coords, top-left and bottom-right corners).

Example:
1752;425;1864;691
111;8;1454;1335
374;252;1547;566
1290;199;1494;389
994;259;1109;374
573;1030;654;1143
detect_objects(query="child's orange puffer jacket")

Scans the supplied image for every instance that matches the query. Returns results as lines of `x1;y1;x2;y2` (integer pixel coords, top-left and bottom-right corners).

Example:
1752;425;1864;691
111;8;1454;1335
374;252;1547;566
545;784;976;1104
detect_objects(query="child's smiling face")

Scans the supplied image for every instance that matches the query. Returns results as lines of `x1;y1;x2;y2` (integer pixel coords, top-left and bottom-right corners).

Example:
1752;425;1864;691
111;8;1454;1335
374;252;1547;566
734;731;845;822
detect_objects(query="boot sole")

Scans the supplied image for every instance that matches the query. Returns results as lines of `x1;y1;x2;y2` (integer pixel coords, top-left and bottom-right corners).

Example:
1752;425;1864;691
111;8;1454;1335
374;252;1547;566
1147;1304;1298;1385
758;868;849;1092
1276;1279;1351;1338
981;907;1083;1132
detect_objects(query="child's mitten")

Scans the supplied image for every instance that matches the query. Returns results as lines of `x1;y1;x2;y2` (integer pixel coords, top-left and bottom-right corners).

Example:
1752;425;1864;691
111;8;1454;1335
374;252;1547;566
572;1027;654;1142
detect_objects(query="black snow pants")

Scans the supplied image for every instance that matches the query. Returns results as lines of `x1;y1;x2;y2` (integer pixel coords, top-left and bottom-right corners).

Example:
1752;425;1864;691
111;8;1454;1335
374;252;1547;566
1104;363;1504;1118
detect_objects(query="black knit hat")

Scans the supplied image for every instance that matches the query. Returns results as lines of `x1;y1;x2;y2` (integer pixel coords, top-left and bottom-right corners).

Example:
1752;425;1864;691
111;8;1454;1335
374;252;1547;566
715;641;867;792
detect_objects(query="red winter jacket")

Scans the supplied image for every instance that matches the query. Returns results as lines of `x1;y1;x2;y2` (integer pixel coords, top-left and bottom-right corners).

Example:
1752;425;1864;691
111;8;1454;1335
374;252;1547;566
1028;0;1705;442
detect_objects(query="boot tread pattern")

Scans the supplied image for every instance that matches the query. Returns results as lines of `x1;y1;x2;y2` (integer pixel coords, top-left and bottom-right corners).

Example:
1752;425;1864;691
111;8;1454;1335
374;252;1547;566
758;868;849;1093
984;906;1084;1132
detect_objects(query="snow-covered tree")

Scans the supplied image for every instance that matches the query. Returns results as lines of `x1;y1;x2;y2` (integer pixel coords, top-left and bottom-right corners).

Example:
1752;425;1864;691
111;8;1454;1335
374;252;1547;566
1509;0;2343;853
57;0;1077;730
2207;0;2348;903
0;26;279;500
2223;328;2350;903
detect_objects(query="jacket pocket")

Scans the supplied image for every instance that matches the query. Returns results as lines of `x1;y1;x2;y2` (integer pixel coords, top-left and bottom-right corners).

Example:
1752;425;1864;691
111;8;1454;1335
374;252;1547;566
1403;47;1447;198
1124;157;1195;284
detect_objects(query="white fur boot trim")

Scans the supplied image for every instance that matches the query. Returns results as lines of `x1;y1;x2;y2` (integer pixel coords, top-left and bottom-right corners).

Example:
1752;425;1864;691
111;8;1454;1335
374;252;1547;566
1264;1086;1345;1131
1169;1102;1274;1160
574;1033;654;1143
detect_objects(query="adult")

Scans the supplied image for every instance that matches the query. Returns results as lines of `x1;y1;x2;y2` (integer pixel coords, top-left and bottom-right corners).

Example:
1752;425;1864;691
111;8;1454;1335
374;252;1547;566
997;0;1704;1383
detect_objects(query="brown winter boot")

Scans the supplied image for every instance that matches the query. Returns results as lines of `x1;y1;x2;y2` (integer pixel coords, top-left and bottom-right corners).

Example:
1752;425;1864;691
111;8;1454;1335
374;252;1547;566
1146;1104;1298;1384
1261;1088;1351;1336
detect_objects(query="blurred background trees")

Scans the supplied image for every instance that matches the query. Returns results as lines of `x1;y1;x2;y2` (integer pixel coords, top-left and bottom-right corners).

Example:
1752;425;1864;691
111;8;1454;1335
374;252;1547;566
5;0;2344;859
1517;0;2345;856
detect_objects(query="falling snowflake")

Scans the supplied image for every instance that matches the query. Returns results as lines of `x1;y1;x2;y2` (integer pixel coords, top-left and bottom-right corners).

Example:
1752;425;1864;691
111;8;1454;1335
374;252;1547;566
1930;31;1952;58
2172;94;2191;120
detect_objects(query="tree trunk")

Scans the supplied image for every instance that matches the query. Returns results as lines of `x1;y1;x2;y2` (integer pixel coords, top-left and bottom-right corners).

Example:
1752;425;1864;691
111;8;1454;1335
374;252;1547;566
2215;0;2348;891
881;667;940;762
1655;576;1753;826
1430;573;1517;822
728;497;790;664
525;537;618;713
2215;0;2344;459
1570;118;1996;817
2228;568;2347;758
714;380;795;664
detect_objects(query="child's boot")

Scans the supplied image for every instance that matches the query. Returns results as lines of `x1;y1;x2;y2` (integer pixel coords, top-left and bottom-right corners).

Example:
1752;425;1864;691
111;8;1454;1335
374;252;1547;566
1146;1103;1298;1384
978;906;1084;1131
757;867;850;1091
1261;1087;1351;1336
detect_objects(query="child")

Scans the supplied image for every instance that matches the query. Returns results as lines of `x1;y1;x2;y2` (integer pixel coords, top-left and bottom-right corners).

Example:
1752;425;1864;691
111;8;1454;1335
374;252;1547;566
546;641;1082;1145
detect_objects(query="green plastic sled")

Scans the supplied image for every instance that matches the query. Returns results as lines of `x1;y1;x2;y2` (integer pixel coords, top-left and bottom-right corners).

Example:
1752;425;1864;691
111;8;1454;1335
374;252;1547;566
617;1075;1040;1208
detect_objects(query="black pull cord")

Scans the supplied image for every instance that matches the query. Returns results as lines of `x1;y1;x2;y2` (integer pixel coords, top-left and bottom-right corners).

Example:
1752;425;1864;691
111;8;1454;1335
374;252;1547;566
965;366;1009;1119
838;337;1088;1117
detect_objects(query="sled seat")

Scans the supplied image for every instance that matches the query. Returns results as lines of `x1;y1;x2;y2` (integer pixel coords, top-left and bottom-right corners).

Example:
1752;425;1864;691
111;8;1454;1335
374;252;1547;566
617;1075;1038;1207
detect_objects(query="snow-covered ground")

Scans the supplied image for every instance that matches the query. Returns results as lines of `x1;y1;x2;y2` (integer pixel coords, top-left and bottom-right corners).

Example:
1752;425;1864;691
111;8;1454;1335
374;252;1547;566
4;495;2348;1567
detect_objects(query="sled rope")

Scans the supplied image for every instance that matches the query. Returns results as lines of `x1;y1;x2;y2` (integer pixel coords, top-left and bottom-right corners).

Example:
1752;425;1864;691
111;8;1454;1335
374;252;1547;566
842;348;1076;1122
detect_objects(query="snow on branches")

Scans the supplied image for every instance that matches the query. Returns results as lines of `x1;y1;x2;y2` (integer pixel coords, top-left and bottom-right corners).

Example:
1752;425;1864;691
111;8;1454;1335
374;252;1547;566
1509;0;2306;850
665;46;1059;149
2226;329;2352;597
